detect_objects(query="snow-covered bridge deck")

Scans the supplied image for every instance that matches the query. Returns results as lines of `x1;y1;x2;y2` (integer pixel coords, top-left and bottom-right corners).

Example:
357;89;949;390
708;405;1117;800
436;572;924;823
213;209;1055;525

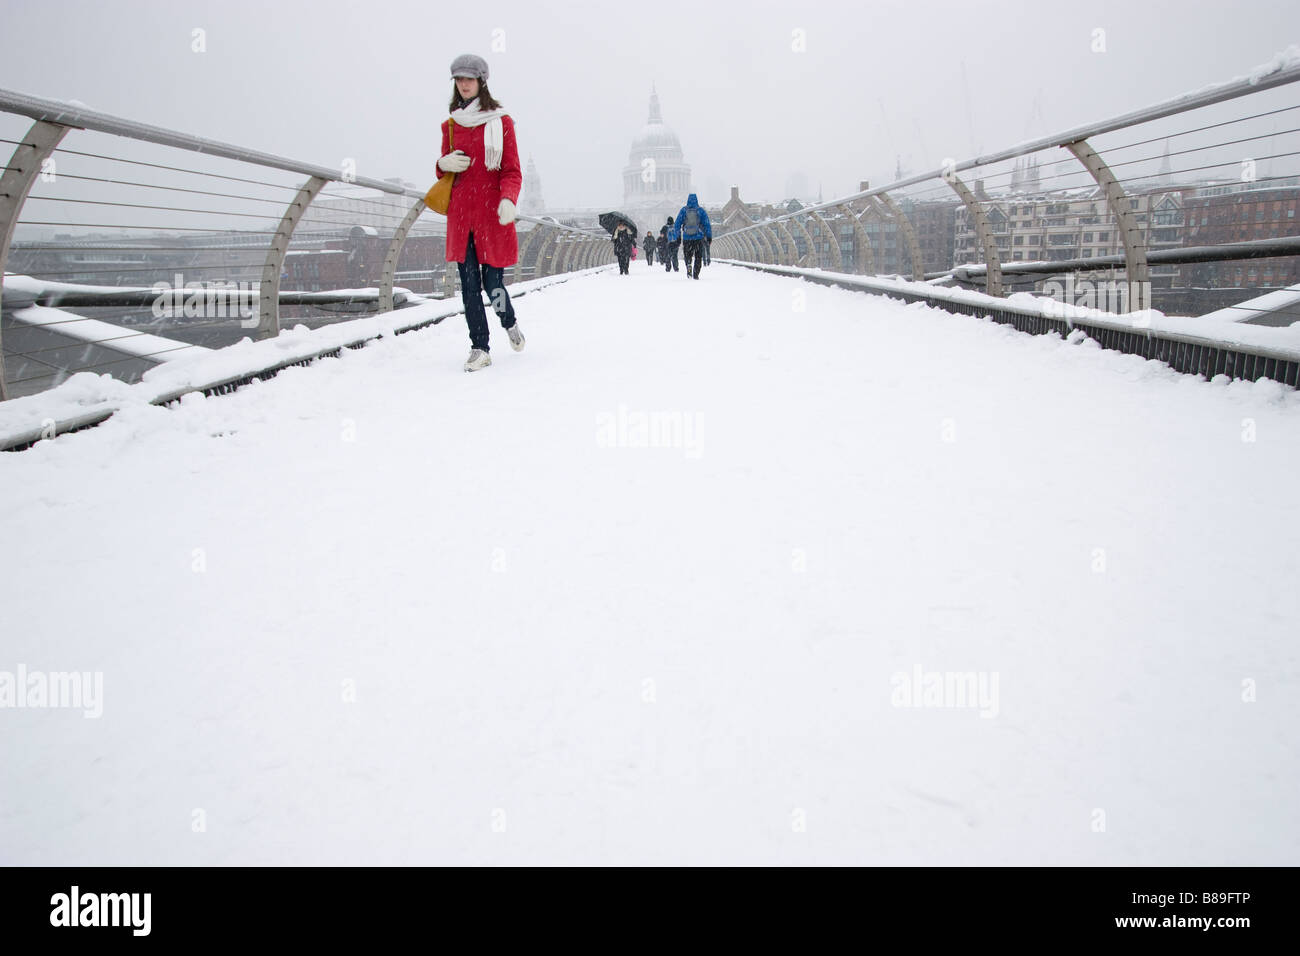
2;263;1298;864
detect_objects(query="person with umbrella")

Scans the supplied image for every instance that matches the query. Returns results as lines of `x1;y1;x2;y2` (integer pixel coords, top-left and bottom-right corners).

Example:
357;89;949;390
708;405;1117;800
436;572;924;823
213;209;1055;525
600;212;639;276
435;53;524;372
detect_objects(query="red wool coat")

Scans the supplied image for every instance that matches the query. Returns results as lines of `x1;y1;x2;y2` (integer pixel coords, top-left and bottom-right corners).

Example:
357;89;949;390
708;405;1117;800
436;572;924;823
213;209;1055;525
437;114;523;267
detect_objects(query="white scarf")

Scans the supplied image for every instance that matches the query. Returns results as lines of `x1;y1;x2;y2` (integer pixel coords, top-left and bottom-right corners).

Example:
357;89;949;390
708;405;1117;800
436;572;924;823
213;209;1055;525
449;99;507;170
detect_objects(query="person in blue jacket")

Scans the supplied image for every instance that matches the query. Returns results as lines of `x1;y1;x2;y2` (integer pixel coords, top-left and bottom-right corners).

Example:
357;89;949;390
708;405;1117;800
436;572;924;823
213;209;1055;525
660;216;679;273
674;193;712;280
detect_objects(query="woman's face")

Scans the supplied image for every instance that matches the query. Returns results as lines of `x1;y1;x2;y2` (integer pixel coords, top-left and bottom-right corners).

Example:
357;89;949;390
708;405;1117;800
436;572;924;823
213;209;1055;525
455;76;480;101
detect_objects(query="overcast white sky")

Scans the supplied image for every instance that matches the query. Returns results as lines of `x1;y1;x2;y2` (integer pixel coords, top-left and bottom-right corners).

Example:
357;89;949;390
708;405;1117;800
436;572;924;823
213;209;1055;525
1;0;1298;209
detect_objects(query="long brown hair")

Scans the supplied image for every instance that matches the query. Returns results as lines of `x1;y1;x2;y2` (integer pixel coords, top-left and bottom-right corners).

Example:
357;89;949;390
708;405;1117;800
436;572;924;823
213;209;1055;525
449;80;503;113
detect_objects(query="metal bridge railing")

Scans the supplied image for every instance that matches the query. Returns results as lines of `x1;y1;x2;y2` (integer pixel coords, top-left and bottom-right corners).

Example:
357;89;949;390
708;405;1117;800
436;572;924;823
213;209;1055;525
720;258;1300;389
0;88;613;401
714;50;1300;328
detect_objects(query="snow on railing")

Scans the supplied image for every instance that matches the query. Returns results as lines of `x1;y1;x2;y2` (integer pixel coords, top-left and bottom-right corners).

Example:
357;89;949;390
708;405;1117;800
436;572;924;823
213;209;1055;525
0;87;612;402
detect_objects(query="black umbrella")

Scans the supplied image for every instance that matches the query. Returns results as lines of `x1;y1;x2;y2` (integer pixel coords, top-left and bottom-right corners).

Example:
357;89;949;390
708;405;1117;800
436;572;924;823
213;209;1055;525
599;211;638;237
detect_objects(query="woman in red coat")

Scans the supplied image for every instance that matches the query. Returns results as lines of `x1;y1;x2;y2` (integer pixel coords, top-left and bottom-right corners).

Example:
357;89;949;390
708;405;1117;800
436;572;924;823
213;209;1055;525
436;54;524;372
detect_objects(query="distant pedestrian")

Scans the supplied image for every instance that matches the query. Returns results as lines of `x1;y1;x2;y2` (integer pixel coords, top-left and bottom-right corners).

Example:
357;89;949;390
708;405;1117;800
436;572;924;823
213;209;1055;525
643;231;657;266
657;221;670;270
662;216;680;272
612;222;637;275
674;193;712;280
436;53;524;372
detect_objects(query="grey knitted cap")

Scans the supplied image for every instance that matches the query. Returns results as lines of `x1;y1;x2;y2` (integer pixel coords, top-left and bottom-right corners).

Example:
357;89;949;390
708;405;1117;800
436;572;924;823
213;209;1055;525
450;54;489;81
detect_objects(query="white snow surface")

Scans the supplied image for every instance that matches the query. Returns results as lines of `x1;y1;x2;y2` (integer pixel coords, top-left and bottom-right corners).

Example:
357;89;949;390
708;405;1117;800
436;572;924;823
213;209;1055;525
2;263;1298;865
0;270;602;443
1196;283;1300;325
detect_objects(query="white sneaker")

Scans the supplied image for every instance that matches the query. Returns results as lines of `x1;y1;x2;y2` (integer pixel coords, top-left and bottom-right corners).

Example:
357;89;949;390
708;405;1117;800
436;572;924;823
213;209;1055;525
506;323;525;352
464;348;491;372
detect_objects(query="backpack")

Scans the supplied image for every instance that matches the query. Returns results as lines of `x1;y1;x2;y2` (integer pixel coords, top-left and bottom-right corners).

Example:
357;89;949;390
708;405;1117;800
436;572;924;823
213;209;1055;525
684;207;700;234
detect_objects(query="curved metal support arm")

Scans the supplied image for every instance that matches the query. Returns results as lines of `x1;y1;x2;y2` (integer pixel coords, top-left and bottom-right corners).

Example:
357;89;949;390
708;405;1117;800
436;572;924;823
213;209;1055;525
0;119;72;401
809;211;844;271
552;235;571;274
559;234;585;273
258;174;327;339
838;203;874;275
721;213;749;261
561;235;582;273
1065;138;1150;297
379;198;427;312
773;220;798;265
788;216;817;267
537;230;560;277
514;226;539;282
944;176;1002;296
875;192;925;282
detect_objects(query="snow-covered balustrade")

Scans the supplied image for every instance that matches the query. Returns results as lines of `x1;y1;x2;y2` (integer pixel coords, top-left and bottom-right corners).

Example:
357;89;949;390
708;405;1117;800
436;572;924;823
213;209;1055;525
0;87;612;402
0;267;609;451
721;261;1300;388
715;46;1300;328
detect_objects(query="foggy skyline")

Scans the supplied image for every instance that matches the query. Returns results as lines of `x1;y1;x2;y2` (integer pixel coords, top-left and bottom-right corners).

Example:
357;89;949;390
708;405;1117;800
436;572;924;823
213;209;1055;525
1;0;1298;211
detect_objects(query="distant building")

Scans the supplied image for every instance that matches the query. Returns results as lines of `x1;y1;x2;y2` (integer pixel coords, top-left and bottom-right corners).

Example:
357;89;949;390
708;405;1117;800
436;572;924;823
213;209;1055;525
622;87;694;234
904;199;959;274
1183;179;1300;289
1008;156;1042;194
857;202;903;274
521;156;545;216
718;186;799;257
720;186;786;226
952;184;1189;289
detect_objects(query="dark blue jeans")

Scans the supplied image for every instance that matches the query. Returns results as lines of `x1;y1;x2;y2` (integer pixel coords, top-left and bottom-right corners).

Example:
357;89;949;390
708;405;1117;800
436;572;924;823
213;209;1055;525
683;239;703;277
664;241;680;271
457;231;516;352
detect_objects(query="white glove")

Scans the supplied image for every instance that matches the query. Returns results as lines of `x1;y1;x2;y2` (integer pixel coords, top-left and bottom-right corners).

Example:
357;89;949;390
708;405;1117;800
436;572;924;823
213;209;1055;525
437;150;471;173
497;198;517;225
